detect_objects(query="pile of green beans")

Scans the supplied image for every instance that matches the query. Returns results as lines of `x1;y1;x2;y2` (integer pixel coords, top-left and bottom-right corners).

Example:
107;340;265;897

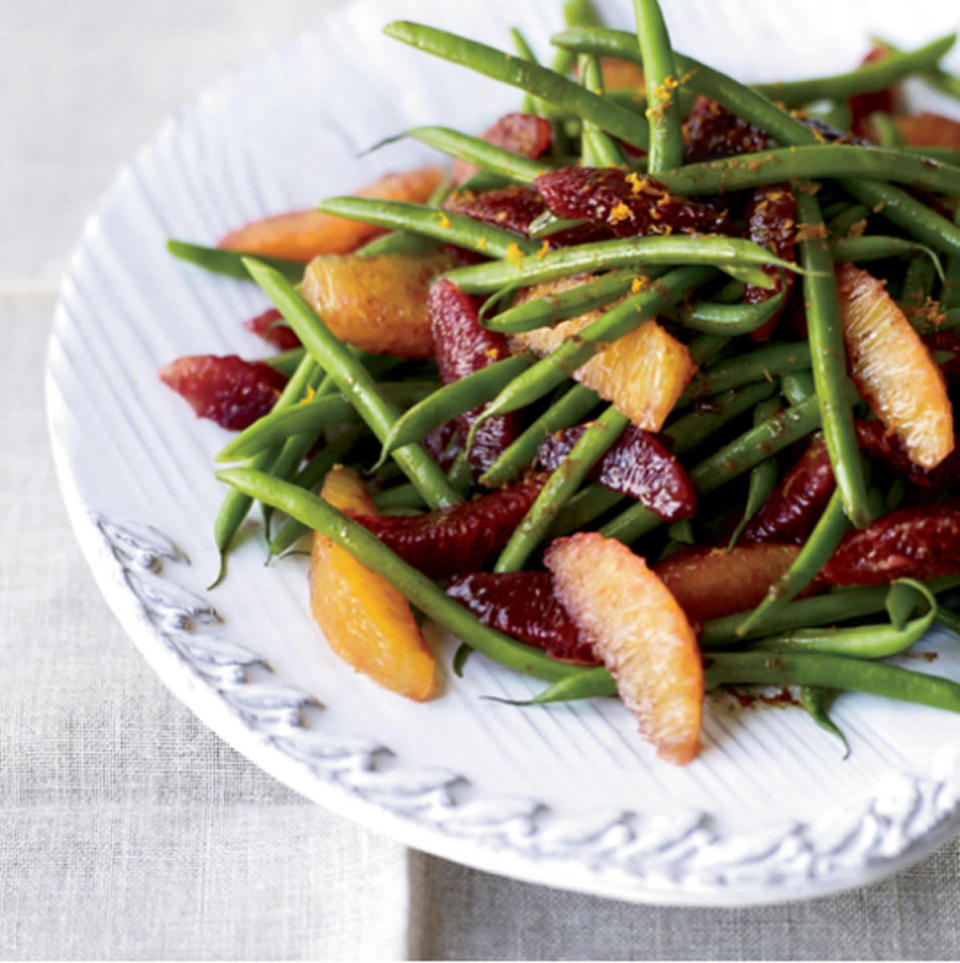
164;0;960;760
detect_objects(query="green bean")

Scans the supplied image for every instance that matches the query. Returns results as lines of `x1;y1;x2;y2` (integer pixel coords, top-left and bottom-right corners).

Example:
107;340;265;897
392;126;549;184
218;467;597;684
827;203;870;236
548;483;625;536
829;235;945;279
936;607;960;636
736;488;851;637
458;171;516;193
749;580;939;657
375;357;531;466
943;204;960;311
797;190;871;529
601;391;821;544
901;145;960;165
215;382;438;462
484;268;638;334
687;333;731;367
383;21;649;149
682;342;811;403
500;667;618;704
701;576;960;648
314;197;540;260
267;428;365;557
632;0;684;172
263;347;307;377
443;235;797;293
551;27;960;257
872;35;960;102
242;258;460;509
509;27;543;115
867;112;903;148
166;239;305;283
669;289;785;335
527;211;586;239
902;250;937;308
799;686;849;756
495;406;628;571
703;651;960;715
804;100;853;133
659;144;960;199
751;35;956;106
469;265;713;437
373;482;427;513
479;383;600;486
355;231;440;258
579;54;628;167
727;398;781;550
780;370;816;406
210;353;320;586
666;381;778;452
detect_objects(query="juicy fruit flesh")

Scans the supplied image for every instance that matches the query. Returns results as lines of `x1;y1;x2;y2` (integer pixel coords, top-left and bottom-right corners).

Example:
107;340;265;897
835;264;954;470
545;533;703;766
301;250;457;359
654;543;807;625
219;166;445;261
510;294;695;432
310;468;436;701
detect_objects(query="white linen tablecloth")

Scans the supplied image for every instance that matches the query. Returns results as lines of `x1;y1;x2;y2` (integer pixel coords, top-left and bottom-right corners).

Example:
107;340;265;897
4;0;960;957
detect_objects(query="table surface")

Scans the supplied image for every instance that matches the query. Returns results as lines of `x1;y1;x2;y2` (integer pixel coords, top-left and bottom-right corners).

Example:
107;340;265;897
5;0;960;958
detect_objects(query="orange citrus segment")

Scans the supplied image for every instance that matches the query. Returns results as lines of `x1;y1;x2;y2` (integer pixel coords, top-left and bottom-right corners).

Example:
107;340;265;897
835;264;954;470
892;113;960;151
310;467;437;701
545;532;703;766
300;250;457;359
654;543;806;625
219;166;446;261
510;279;694;431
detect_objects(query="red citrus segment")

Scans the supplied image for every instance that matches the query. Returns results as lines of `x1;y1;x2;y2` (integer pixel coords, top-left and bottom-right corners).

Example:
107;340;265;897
545;533;703;766
158;354;288;430
310;467;436;701
244;307;301;350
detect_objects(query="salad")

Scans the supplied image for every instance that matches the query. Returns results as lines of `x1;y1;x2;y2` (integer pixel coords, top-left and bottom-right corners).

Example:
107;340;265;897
160;0;960;766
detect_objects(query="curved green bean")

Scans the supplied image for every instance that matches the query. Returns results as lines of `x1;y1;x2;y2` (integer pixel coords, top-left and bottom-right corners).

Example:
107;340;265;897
443;235;797;293
669;289;785;335
799;686;849;755
315;197;540;260
375;357;530;466
751;34;956;106
242;258;460;509
217;467;599;684
796;190;871;528
484;268;638;334
682;342;811;403
383;20;649;149
780;370;816;406
872;35;960;103
829;235;945;279
703;651;960;714
658;144;960;198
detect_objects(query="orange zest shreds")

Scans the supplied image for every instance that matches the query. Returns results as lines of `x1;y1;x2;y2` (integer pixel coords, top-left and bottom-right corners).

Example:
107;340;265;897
310;467;437;702
432;211;452;229
654;544;807;625
219;166;445;261
630;276;648;295
506;242;526;265
608;201;633;225
301;250;457;359
836;264;954;470
299;384;316;405
545;533;703;766
536;240;551;259
893;112;960;150
510;303;695;432
794;221;829;241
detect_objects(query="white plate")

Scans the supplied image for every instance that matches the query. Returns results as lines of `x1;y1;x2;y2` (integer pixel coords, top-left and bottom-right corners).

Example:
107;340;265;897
47;0;960;905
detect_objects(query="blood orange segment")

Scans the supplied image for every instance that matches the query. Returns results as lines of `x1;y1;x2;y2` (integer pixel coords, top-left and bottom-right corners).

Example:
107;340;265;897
219;166;446;261
310;467;437;701
835;263;954;470
892;112;960;151
300;250;458;359
510;296;695;431
544;533;703;766
653;543;809;625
